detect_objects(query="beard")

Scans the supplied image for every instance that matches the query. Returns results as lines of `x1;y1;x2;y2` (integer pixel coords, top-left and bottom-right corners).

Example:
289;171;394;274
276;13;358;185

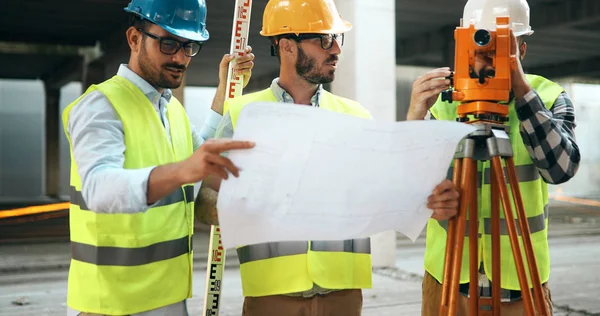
295;45;338;84
138;44;186;89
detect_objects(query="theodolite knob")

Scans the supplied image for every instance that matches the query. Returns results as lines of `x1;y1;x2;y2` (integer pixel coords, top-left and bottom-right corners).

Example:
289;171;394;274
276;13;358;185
441;89;453;103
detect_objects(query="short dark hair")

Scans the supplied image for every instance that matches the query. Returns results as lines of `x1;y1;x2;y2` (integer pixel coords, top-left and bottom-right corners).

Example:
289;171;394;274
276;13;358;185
269;36;282;63
129;15;150;32
270;35;303;64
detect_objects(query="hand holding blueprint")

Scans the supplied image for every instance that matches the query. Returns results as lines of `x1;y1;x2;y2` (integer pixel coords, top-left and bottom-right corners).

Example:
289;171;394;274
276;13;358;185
216;102;475;249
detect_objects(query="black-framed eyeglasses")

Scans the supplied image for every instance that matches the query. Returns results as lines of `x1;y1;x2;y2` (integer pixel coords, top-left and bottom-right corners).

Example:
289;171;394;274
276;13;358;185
137;28;203;57
283;33;344;50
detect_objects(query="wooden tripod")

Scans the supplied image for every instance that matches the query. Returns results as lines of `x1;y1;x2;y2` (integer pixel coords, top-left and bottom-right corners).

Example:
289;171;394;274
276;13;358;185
438;122;549;316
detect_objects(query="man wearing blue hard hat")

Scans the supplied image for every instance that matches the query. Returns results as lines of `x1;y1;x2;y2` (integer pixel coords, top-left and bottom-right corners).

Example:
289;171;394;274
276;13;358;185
62;0;256;315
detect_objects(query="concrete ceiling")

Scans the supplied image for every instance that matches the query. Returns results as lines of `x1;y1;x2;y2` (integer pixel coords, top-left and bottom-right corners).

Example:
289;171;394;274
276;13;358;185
1;0;600;90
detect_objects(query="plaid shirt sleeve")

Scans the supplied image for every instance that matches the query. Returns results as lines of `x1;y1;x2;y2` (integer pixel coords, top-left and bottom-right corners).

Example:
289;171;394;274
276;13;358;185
515;90;581;185
426;89;581;185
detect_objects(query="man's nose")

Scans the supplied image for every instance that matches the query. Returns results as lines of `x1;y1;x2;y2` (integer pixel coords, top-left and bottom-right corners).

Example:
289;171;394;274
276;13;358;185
473;56;494;71
329;39;342;55
171;47;189;65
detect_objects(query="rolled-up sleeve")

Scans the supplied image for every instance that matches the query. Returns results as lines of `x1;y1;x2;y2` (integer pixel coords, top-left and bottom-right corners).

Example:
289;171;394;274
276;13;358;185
67;91;155;213
215;111;234;139
515;90;580;184
192;110;223;150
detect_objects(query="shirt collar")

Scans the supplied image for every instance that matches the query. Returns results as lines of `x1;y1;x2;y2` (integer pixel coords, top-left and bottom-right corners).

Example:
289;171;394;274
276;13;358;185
269;77;322;107
117;64;172;104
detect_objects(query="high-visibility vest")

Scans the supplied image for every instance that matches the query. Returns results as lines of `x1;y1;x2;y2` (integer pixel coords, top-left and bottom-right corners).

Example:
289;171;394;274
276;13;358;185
426;74;565;290
225;88;373;297
62;75;195;315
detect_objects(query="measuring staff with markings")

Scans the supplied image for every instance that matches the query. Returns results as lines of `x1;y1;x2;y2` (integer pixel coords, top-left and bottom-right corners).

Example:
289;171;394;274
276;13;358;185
199;1;254;316
194;0;460;315
62;0;255;315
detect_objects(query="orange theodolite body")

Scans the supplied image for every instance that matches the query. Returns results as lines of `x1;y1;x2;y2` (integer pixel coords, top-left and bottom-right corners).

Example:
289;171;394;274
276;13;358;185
441;16;517;122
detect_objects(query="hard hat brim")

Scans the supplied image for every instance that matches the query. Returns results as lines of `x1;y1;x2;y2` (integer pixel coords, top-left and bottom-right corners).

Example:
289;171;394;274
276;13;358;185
514;30;534;37
260;22;352;37
162;24;210;42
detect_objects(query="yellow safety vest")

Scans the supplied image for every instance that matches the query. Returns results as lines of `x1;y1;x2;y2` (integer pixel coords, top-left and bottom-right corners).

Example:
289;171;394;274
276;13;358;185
426;74;565;290
62;75;195;315
225;88;373;297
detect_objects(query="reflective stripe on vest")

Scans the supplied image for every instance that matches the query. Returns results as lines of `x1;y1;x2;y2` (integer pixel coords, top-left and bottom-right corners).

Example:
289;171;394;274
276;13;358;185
237;238;371;264
445;164;540;187
69;185;195;212
71;235;190;266
311;238;371;253
437;204;549;236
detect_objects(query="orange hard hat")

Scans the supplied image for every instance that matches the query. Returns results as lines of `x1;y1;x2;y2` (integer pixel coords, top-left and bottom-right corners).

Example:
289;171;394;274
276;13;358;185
260;0;352;37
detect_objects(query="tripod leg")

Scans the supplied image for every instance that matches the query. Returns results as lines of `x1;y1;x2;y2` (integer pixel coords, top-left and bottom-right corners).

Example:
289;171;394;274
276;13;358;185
446;158;476;316
490;157;535;316
491;165;501;315
505;157;548;315
468;160;479;316
440;159;462;314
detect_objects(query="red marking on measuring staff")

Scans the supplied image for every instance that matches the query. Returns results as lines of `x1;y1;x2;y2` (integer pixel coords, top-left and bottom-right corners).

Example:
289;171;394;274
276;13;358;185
235;20;243;37
238;4;249;19
228;82;237;99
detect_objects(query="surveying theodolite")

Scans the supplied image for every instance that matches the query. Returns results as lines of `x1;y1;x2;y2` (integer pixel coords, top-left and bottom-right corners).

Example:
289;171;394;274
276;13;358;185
437;16;549;316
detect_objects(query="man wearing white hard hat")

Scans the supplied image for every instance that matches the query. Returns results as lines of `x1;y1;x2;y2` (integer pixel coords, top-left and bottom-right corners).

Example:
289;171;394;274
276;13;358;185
406;0;581;315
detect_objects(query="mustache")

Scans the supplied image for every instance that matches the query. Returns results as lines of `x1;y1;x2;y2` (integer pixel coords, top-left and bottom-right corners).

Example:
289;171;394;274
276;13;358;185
163;63;186;70
325;55;339;63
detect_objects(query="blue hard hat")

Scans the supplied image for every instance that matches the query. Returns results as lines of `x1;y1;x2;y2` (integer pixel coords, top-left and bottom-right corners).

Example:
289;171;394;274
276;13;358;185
124;0;210;42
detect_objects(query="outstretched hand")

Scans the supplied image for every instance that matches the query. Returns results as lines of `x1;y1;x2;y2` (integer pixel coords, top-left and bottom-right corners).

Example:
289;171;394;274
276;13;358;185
179;139;255;183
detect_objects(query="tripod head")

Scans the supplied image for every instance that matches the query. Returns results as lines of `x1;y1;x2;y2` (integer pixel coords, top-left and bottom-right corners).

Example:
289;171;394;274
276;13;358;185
441;16;517;124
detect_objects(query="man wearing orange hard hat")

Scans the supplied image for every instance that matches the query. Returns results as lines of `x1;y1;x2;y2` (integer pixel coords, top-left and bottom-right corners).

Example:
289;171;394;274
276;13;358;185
194;0;461;315
406;0;580;315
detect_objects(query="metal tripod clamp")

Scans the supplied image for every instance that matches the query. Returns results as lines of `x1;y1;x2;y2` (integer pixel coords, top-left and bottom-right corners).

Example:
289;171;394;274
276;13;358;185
454;123;513;161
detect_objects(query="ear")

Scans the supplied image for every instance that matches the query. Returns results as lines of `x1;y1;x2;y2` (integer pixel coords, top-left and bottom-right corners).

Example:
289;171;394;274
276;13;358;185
278;38;297;61
126;27;142;53
519;41;527;61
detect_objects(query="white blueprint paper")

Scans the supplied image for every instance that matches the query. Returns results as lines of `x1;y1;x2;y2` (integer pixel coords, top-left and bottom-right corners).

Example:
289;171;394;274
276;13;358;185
216;102;475;249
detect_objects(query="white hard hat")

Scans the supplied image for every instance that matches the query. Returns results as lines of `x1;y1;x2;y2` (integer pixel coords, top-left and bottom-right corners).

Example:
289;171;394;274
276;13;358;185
462;0;534;36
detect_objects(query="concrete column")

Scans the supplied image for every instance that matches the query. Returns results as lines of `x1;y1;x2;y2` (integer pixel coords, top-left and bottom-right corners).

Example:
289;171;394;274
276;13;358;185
172;73;186;107
82;60;106;92
44;83;61;198
332;0;397;268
